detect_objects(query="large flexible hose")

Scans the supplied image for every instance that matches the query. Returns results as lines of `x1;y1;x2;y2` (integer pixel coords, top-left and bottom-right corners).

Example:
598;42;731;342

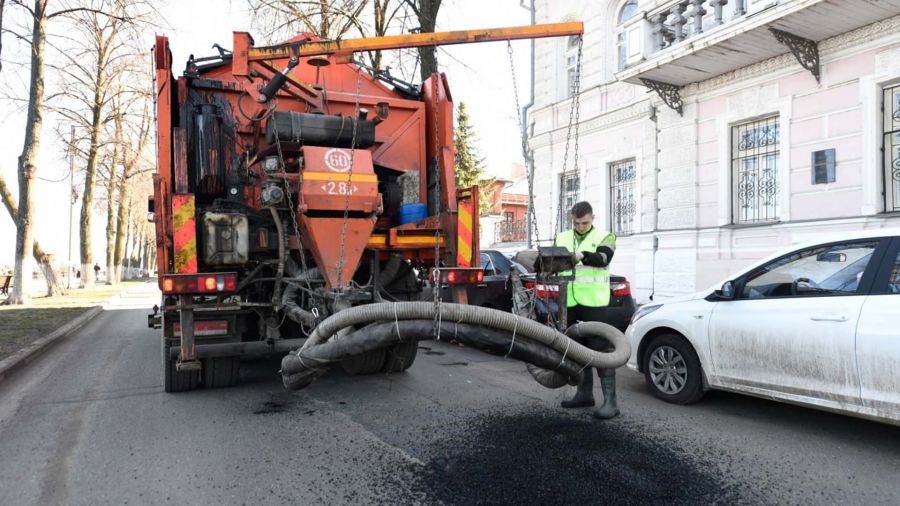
281;320;587;390
283;302;629;391
298;302;630;369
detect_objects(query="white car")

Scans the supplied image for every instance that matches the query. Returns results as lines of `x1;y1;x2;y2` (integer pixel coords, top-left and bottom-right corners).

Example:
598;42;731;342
626;228;900;426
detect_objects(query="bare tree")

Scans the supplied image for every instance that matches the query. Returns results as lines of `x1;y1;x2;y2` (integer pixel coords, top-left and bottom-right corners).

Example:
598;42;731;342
247;0;368;43
101;97;121;284
51;0;152;288
112;94;151;283
8;0;50;304
0;175;66;295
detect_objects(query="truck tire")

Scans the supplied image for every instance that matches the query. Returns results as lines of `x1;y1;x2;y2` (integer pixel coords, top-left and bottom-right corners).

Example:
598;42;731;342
380;270;420;372
382;339;418;372
162;341;199;393
203;356;241;388
341;349;388;375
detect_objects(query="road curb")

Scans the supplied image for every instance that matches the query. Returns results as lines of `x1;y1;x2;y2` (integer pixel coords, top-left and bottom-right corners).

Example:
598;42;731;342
0;305;104;385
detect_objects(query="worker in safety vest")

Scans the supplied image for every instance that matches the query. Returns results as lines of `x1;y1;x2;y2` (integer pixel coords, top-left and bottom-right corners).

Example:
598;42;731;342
555;201;619;419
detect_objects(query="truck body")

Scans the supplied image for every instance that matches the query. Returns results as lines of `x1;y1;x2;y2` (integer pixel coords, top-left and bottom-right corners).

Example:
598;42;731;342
149;23;583;391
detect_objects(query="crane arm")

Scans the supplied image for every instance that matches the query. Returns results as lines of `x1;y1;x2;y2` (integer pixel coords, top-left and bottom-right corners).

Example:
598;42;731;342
246;22;584;61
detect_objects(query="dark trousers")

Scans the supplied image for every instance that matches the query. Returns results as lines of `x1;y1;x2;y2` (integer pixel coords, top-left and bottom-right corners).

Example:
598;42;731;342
566;305;613;352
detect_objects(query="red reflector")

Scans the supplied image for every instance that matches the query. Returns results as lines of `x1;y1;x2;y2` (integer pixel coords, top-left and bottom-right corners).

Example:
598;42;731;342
611;281;631;298
447;271;458;283
162;278;175;293
173;320;229;337
224;275;237;291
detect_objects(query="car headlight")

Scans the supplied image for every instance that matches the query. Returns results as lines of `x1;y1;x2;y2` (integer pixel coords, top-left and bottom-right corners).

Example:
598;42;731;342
631;304;662;324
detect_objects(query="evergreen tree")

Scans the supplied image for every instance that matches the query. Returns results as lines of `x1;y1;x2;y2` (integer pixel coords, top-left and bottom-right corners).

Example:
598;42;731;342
453;102;494;213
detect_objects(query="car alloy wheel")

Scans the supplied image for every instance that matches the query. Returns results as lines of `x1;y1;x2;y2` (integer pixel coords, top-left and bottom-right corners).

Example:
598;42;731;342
648;345;687;395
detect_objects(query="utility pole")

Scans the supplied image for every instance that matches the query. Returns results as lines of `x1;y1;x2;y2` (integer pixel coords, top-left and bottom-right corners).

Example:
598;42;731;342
67;125;76;289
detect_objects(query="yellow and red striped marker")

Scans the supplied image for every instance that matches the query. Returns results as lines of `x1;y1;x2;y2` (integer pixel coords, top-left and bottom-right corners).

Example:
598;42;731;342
172;194;198;274
457;200;474;267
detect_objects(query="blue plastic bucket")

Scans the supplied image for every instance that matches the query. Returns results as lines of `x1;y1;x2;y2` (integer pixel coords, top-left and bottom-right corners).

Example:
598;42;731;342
397;203;427;225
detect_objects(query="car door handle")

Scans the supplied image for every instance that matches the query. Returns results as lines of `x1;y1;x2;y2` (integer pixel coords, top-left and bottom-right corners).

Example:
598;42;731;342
810;314;848;322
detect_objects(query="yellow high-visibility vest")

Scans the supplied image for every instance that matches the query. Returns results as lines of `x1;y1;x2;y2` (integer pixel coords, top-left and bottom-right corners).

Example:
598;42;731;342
555;227;616;308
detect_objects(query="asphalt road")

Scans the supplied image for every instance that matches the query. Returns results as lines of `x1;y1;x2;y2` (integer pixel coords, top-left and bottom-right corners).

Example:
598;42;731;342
1;281;899;505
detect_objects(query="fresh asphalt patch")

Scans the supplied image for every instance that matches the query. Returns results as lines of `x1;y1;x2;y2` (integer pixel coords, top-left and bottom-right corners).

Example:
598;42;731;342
391;409;758;505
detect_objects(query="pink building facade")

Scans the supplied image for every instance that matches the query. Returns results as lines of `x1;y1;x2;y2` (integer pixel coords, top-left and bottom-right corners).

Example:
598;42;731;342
527;0;900;302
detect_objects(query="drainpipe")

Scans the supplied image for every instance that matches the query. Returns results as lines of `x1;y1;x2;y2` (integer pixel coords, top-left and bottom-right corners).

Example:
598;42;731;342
520;0;536;248
649;105;659;301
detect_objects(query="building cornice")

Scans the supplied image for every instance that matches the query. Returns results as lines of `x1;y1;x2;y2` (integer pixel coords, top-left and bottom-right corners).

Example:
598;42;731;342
529;99;650;150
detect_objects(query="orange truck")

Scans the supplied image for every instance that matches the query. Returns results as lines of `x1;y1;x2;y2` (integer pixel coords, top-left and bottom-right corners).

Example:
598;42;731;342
149;22;582;392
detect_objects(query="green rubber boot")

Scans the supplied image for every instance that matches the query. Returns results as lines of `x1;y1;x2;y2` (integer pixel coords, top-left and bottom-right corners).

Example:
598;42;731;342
561;369;595;408
593;368;620;419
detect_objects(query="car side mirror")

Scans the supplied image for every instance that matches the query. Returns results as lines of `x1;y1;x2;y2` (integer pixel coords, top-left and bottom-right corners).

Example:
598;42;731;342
712;280;736;301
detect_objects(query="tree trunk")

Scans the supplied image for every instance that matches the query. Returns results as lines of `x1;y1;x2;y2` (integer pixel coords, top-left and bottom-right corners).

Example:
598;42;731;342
415;0;441;82
104;168;117;284
105;116;122;284
114;193;130;282
0;174;65;296
10;0;49;305
79;76;105;288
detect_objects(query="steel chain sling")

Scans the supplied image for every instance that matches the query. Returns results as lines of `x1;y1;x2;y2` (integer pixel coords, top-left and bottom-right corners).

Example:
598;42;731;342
335;64;365;290
431;67;444;340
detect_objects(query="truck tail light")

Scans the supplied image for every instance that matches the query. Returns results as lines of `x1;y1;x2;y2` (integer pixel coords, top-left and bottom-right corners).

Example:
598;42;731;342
611;280;631;298
162;273;238;295
524;281;559;299
435;268;484;285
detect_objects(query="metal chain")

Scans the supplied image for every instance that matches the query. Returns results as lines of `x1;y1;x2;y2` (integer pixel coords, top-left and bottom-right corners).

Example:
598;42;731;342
335;65;365;290
507;41;541;248
431;70;443;339
556;37;584;238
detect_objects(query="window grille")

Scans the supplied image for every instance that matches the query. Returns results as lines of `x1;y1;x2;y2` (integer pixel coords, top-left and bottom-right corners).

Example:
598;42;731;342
558;172;580;232
883;84;900;212
732;116;780;224
610;159;637;236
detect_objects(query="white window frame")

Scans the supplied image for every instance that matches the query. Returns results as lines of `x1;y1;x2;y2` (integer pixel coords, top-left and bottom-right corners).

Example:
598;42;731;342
616;0;640;71
565;35;580;98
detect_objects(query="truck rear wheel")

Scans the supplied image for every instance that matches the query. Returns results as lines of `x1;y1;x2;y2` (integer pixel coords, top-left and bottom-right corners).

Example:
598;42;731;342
162;341;199;393
203;356;241;388
341;349;388;375
381;270;420;372
382;340;418;372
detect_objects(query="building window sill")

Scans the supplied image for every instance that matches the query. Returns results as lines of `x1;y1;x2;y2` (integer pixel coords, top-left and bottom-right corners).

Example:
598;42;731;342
723;221;782;230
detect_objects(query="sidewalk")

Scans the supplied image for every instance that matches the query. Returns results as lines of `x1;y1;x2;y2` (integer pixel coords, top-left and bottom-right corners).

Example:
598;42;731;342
0;280;148;381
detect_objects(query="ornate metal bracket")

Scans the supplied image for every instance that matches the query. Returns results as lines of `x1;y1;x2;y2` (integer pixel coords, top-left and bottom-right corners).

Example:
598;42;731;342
770;28;820;83
640;78;683;116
